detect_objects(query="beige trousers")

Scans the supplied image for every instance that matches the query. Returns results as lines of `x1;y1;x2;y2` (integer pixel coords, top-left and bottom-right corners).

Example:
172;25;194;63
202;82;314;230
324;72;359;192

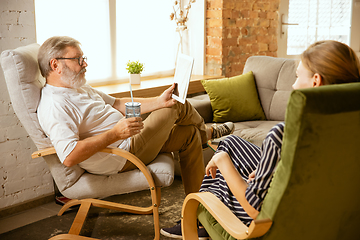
123;100;207;195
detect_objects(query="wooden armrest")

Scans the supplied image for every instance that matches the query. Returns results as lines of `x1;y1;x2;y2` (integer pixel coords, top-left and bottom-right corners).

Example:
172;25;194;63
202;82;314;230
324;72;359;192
182;192;272;240
32;146;156;190
32;147;56;159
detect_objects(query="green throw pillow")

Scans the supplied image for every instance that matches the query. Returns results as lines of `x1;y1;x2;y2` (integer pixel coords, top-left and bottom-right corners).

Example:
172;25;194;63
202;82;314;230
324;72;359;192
201;71;266;123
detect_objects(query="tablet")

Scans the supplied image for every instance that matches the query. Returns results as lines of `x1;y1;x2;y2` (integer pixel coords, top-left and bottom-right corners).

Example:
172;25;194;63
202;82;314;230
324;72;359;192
172;53;194;104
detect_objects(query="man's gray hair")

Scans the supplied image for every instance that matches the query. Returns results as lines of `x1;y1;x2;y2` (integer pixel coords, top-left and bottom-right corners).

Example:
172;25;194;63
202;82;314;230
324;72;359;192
38;36;81;78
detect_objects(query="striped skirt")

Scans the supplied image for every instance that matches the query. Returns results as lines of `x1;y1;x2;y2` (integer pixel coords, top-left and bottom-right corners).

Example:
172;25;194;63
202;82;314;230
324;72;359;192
199;135;261;226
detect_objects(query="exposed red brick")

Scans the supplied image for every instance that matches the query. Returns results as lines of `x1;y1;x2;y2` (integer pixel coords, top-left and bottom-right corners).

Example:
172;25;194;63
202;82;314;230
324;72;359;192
270;2;280;10
267;11;277;20
230;28;240;37
223;37;237;47
240;10;250;18
240;27;249;36
270;19;278;28
236;19;248;28
208;37;222;48
224;18;237;27
205;0;281;76
239;35;257;44
207;56;222;64
207;47;222;56
254;2;270;11
207;27;223;38
259;43;269;51
251;43;260;53
257;27;269;35
208;0;223;9
257;35;274;44
232;63;244;73
249;11;258;19
232;9;241;18
223;0;235;9
246;18;256;27
269;43;278;52
207;18;222;28
268;27;277;35
235;2;253;10
207;9;222;19
266;51;277;57
259;11;267;19
255;18;270;27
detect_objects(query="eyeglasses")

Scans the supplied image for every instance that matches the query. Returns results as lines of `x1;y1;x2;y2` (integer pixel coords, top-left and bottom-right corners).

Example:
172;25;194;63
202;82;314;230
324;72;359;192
56;56;87;66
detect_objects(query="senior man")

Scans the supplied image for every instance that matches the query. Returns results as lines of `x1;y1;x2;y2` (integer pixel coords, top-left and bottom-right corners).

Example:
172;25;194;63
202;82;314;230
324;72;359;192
37;36;234;195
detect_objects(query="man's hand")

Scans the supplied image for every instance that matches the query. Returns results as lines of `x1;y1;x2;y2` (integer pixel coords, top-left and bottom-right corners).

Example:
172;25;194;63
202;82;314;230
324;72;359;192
157;83;177;108
63;117;143;168
113;117;144;139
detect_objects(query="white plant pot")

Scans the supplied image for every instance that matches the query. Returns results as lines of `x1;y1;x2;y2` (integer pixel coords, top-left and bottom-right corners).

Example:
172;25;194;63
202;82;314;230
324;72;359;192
130;74;141;84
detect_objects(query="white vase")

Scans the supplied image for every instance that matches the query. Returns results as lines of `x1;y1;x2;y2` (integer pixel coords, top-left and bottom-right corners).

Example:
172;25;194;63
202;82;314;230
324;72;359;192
130;74;141;84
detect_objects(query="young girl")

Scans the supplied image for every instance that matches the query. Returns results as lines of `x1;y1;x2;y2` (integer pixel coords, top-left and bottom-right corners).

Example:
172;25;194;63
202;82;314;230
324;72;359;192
161;40;360;239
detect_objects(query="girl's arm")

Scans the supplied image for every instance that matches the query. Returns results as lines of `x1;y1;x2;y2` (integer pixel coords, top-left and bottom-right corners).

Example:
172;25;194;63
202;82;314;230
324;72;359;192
206;151;259;219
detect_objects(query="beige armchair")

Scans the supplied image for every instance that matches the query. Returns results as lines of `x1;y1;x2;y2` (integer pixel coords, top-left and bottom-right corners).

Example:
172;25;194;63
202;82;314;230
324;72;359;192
1;43;175;240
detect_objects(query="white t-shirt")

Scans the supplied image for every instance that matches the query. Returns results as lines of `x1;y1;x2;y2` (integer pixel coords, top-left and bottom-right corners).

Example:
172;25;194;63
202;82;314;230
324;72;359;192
38;84;130;175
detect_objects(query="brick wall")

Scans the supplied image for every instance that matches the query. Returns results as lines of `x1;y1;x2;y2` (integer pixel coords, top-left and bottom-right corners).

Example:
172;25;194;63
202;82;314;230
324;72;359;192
0;0;53;211
206;0;280;77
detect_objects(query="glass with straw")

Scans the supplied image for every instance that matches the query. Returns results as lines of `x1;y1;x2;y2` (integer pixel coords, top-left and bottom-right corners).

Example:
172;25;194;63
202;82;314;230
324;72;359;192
125;83;141;118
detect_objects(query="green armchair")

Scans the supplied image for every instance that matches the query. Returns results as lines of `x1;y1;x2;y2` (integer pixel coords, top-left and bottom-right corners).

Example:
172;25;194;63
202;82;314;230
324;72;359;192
182;82;360;240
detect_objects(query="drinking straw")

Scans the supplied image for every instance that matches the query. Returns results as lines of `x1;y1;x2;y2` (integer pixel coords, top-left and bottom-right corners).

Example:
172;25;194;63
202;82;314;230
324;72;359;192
129;83;134;103
129;83;136;116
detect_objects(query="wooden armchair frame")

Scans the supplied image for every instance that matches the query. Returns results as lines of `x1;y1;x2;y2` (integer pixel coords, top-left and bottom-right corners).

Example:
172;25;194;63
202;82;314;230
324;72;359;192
181;192;272;240
32;147;162;240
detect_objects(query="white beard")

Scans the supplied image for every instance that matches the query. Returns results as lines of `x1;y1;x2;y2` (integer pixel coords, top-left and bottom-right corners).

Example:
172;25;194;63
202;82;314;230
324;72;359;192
60;65;87;89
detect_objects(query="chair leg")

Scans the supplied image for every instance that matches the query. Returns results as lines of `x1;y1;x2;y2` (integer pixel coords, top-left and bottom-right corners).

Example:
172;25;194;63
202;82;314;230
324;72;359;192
68;201;92;235
55;186;163;240
152;203;160;240
58;199;83;216
152;187;162;240
56;197;162;240
182;196;200;240
156;187;161;208
49;233;99;240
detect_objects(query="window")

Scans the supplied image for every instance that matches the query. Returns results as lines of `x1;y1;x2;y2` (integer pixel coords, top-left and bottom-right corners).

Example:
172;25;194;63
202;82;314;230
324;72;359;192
35;0;112;83
278;0;360;58
287;0;352;55
116;1;175;79
34;0;192;85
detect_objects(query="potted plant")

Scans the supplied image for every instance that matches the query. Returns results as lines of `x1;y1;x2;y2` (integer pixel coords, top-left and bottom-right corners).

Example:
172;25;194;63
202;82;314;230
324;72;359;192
126;60;144;84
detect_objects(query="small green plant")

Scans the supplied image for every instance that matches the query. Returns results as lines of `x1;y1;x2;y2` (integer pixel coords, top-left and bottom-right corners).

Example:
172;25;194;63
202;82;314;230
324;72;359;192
126;60;144;74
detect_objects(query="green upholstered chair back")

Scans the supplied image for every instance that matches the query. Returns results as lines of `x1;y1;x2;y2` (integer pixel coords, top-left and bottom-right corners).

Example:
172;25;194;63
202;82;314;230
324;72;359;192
257;82;360;240
198;82;360;240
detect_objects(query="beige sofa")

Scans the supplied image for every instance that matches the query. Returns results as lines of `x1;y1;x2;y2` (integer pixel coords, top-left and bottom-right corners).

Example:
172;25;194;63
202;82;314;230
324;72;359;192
188;56;297;147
